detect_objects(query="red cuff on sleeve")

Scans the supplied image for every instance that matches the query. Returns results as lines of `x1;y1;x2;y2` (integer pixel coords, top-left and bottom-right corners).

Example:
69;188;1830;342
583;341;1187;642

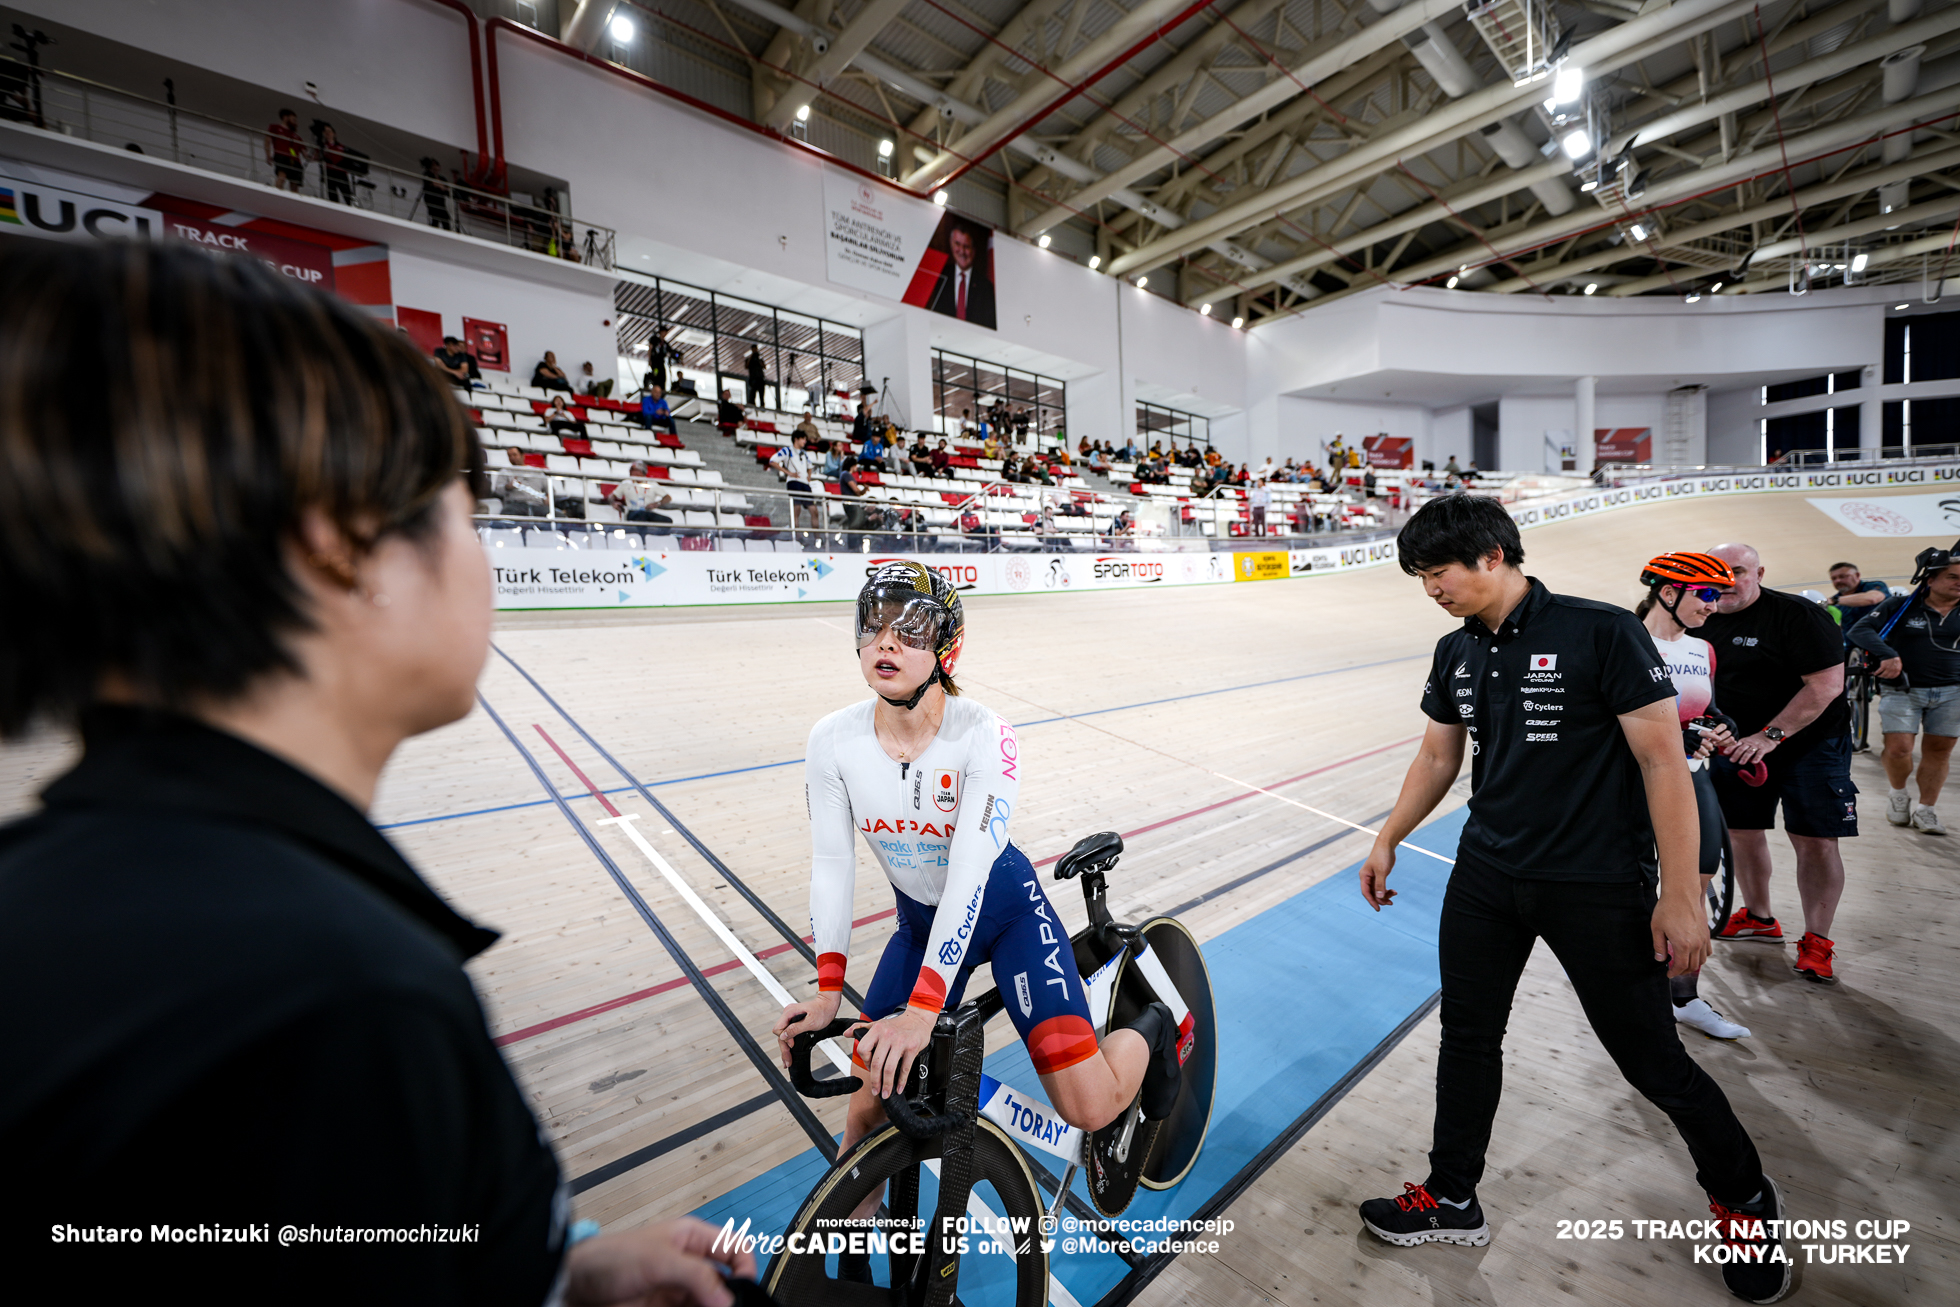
906;968;948;1014
816;952;847;993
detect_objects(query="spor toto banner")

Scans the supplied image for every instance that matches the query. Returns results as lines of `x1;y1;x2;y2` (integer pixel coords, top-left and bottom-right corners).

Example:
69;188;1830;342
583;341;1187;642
487;545;1398;609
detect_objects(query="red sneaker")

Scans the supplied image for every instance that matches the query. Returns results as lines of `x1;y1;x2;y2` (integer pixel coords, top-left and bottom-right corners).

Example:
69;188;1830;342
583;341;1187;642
1793;932;1837;985
1717;909;1783;942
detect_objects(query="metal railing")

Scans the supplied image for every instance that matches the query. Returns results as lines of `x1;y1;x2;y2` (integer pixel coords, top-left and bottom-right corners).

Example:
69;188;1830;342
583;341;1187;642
0;57;616;268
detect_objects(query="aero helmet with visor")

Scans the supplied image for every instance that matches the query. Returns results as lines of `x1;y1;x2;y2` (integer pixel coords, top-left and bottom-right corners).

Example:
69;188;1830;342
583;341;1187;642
1639;551;1734;627
856;561;965;709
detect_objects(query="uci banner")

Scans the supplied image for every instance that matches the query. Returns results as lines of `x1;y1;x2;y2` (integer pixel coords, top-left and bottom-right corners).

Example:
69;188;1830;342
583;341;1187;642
1504;460;1960;535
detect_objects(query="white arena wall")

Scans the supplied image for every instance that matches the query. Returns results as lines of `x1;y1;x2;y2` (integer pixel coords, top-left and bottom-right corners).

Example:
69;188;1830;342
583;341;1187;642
13;0;1960;468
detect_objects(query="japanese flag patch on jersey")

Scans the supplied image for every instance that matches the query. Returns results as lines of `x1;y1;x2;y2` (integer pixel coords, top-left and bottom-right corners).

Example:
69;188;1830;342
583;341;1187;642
934;769;960;812
1529;654;1559;671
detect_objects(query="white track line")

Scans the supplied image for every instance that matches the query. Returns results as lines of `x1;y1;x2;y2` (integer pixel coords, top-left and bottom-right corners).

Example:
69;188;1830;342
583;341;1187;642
971;679;1457;865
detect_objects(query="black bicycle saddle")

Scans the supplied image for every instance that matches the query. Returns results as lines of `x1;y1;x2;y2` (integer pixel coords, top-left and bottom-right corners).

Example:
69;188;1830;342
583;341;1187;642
1055;831;1123;881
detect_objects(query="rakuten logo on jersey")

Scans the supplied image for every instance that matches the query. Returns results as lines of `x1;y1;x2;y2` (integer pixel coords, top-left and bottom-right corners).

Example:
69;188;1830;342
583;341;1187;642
865;558;979;590
1092;556;1164;582
860;817;955;838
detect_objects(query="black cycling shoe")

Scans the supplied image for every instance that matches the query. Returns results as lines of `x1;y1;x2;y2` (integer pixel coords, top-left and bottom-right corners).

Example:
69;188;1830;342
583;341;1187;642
835;1249;873;1283
1709;1175;1794;1303
1359;1182;1491;1248
1127;1002;1182;1121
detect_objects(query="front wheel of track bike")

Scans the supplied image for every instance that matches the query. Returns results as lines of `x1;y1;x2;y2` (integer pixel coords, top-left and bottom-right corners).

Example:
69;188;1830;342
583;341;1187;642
762;1117;1050;1307
1105;916;1219;1191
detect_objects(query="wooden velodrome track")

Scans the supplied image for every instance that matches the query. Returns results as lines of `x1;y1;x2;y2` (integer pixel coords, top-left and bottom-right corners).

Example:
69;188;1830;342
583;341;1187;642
1;489;1952;1305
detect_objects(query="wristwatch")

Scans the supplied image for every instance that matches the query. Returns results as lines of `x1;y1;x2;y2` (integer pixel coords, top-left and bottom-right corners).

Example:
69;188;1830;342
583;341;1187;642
1762;726;1788;742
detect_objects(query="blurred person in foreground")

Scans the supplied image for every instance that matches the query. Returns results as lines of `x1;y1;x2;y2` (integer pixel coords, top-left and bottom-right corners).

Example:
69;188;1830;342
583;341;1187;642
0;241;753;1305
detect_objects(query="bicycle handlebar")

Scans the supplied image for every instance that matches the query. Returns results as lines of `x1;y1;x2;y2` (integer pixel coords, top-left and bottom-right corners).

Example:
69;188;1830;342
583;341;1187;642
785;1016;976;1140
787;1017;864;1098
881;1086;974;1142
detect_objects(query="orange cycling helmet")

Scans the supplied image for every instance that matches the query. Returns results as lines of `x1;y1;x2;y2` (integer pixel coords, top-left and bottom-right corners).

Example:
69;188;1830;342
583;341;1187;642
1639;551;1735;591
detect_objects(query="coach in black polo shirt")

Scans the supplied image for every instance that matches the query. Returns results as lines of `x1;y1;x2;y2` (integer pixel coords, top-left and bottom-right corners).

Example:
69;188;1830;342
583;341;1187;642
1351;496;1788;1304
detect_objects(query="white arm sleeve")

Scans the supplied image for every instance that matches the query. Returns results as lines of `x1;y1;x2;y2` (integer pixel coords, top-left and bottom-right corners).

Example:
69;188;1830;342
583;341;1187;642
908;710;1022;1013
806;716;857;994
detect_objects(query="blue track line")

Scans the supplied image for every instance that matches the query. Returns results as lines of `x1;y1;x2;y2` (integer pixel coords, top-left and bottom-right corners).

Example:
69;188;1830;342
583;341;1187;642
379;653;1425;831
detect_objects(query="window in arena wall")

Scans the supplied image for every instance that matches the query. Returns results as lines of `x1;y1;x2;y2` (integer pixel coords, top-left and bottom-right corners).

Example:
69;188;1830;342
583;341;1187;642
613;275;864;413
931;351;1066;445
1135;401;1209;452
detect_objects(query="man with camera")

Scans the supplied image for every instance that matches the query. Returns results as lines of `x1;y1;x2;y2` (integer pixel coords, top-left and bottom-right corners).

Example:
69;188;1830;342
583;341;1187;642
1847;543;1960;836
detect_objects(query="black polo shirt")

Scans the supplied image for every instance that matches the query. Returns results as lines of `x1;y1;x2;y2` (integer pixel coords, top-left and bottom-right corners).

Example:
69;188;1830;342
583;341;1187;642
1695;586;1848;757
1421;578;1676;881
1;708;564;1302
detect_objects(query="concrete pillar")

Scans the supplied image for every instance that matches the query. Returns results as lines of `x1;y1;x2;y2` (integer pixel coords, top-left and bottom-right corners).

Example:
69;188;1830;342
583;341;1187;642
861;313;933;433
1861;364;1883;459
1574;375;1597;475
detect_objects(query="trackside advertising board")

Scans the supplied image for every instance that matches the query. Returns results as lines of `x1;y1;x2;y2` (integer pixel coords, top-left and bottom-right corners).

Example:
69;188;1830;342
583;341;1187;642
488;545;1396;609
1505;460;1960;533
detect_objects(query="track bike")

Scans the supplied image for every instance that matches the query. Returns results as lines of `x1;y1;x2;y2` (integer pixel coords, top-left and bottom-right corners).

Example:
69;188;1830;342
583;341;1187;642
766;831;1218;1307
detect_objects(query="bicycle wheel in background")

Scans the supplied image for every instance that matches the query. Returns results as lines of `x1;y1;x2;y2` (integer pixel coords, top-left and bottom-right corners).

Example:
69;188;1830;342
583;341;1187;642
1849;673;1874;752
761;1118;1050;1307
1105;916;1219;1191
1706;826;1737;937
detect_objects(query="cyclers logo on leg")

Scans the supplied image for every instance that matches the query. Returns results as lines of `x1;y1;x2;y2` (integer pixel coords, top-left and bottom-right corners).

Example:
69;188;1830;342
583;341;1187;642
936;883;985;966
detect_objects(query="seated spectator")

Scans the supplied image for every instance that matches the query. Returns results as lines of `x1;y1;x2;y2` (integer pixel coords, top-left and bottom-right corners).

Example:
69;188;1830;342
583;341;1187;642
1109;508;1135;537
716;388;745;437
981;432;1000;461
542;396;587;439
1024;456;1053;486
638;385;677;435
419;157;454;230
908;438;936;479
1077;435;1091;458
930;439;952;479
610;465;674;530
1036;503;1064;548
432;336;479;388
532;351;573;392
821;440;844;481
265;107;306;192
1087;445;1109;474
578;361;613;400
492;463;551;517
794;409;821;444
860;428;889;473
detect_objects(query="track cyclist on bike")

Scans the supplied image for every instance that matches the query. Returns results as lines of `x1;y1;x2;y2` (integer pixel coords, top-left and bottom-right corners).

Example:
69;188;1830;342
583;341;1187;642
772;562;1182;1264
1636;552;1751;1040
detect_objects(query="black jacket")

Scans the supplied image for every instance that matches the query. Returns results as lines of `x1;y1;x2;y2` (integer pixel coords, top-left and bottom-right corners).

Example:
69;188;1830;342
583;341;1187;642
924;262;996;328
1;708;564;1301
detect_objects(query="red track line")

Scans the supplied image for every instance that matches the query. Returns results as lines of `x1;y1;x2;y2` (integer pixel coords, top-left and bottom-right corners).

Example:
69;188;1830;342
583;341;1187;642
493;908;898;1047
534;723;622;817
493;733;1423;1046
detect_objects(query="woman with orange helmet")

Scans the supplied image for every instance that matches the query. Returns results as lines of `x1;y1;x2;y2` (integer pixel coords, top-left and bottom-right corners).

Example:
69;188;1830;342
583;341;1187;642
1637;552;1753;1041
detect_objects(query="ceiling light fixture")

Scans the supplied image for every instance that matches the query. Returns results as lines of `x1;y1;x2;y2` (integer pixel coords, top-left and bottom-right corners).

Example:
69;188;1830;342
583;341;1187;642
1200;303;1212;316
1446;275;1460;289
1896;302;1910;310
1088;255;1101;270
877;139;893;158
1037;233;1051;249
1685;293;1701;303
1710;281;1723;293
1552;65;1585;104
1561;128;1592;160
933;189;949;206
796;104;810;123
1851;252;1870;273
611;14;635;42
1136;275;1148;289
1584;283;1598;295
1629;222;1650;242
1579;178;1598;192
1231;316;1245;328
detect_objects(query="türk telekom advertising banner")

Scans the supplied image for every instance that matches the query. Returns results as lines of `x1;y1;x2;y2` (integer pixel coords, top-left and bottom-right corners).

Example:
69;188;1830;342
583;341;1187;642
485;544;1403;610
821;167;997;330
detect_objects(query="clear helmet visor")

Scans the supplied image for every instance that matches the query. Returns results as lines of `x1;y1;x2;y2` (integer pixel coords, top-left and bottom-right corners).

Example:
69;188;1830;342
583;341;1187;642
855;589;946;652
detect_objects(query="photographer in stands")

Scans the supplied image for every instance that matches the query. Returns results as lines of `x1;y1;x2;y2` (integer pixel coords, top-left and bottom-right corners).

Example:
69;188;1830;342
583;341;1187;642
1848;543;1960;836
0;241;754;1304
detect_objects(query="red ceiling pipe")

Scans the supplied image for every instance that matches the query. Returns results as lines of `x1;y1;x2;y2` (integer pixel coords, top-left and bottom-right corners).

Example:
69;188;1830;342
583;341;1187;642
414;0;490;175
483;16;923;200
931;0;1219;193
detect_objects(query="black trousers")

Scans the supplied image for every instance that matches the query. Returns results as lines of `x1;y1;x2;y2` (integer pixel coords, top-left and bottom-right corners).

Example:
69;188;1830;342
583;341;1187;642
1426;854;1762;1206
746;377;765;407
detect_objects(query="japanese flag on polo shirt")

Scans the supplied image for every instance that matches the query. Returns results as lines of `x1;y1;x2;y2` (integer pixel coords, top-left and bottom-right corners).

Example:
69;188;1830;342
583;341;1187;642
1530;654;1558;671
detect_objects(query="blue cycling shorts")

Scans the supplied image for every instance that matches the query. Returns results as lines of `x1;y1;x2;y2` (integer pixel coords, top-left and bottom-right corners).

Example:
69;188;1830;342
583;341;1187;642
857;843;1098;1076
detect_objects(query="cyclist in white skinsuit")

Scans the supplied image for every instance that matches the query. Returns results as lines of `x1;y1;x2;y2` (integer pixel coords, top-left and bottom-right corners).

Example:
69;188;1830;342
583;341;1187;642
773;563;1181;1234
